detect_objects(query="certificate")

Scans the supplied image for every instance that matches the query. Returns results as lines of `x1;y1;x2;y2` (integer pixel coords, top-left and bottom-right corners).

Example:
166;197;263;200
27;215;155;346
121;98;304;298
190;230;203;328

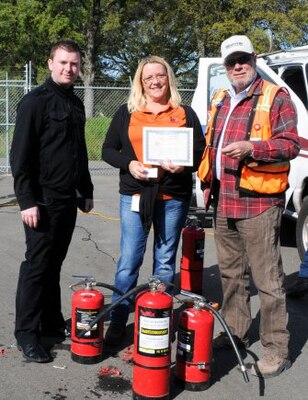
143;127;193;166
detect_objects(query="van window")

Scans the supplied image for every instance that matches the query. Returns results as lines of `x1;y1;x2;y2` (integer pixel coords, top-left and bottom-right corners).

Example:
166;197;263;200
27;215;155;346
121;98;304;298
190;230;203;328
280;66;308;109
208;64;229;100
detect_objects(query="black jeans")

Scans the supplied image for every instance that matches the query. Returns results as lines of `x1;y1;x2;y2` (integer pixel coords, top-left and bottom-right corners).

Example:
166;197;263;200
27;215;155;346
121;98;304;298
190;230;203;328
15;197;77;345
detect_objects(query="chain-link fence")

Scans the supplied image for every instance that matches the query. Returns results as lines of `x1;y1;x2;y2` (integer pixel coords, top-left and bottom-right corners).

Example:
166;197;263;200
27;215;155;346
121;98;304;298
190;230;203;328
0;77;27;173
0;79;194;174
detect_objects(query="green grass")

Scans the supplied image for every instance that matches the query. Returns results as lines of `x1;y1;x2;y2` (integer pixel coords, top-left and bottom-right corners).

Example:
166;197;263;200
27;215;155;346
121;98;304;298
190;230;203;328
85;115;112;160
0;128;13;158
0;116;111;161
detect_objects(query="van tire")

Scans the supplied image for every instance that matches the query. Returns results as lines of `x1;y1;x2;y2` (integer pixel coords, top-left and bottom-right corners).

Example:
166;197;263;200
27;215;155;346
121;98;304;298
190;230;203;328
296;196;308;261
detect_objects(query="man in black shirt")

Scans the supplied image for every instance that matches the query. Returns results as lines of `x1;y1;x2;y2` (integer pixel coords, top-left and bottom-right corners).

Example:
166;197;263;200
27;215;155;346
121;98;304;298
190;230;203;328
10;39;93;363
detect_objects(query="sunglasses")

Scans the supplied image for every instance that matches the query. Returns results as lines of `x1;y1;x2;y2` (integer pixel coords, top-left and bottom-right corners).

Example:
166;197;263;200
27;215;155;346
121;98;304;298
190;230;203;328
225;54;253;68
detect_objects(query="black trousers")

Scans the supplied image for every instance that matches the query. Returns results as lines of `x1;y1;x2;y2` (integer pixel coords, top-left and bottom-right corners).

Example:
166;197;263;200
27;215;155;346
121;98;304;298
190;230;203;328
15;197;77;345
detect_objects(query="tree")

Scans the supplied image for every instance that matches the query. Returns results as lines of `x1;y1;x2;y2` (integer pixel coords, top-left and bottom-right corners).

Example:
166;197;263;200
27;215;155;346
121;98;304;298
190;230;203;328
0;0;110;116
99;0;308;81
180;0;308;55
0;0;307;87
99;0;199;83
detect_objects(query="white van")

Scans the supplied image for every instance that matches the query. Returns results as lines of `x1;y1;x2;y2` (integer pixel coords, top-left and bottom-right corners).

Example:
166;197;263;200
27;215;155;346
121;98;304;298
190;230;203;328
190;47;308;260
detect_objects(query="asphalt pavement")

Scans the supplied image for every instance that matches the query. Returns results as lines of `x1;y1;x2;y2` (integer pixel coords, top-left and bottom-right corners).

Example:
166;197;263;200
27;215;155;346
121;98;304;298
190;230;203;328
0;170;307;400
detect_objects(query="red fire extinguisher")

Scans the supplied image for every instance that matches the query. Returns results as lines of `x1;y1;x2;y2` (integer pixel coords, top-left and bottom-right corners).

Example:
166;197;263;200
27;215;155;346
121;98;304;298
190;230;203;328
175;290;249;389
132;278;173;400
175;291;215;391
70;277;104;364
180;218;205;294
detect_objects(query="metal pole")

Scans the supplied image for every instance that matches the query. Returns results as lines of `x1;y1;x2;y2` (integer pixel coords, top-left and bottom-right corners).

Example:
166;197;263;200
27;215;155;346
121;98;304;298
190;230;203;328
5;72;10;173
24;63;29;94
29;61;32;91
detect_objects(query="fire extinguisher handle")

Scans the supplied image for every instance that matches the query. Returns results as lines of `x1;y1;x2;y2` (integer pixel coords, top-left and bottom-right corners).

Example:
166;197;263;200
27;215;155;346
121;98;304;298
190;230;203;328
185;216;201;227
69;275;95;290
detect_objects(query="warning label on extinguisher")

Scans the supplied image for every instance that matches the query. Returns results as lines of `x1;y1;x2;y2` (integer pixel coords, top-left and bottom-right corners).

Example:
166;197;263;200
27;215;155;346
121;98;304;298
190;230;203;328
137;306;171;357
75;308;100;338
176;326;195;361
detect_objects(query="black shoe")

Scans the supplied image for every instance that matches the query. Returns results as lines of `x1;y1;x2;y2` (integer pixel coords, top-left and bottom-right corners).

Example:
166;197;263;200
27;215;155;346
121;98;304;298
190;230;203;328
18;342;53;363
286;277;308;298
213;331;250;350
104;322;126;346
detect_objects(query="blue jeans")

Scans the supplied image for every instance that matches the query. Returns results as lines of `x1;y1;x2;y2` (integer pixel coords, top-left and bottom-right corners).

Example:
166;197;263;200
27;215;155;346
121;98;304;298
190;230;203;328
110;194;189;324
299;249;308;278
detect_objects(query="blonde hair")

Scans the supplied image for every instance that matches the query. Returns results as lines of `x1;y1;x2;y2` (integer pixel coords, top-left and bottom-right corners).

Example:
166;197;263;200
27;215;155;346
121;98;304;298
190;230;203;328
127;55;181;112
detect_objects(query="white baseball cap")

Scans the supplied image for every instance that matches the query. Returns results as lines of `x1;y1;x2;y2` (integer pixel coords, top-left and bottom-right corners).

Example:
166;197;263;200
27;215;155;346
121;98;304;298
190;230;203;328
221;35;255;60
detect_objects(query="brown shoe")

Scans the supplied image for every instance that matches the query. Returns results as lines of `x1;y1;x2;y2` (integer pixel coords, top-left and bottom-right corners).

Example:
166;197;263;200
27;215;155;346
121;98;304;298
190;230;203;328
251;354;291;378
213;331;249;350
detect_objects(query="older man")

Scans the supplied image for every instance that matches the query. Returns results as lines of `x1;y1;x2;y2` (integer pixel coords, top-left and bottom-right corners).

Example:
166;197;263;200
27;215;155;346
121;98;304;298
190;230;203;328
200;35;300;378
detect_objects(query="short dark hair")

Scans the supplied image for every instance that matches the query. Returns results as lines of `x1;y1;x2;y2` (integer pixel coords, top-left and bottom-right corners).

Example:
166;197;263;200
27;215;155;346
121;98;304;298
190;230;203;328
49;39;82;60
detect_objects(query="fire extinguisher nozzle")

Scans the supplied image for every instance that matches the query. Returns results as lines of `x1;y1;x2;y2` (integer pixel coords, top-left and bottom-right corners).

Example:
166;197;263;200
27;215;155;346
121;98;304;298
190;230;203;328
77;326;91;338
240;366;249;382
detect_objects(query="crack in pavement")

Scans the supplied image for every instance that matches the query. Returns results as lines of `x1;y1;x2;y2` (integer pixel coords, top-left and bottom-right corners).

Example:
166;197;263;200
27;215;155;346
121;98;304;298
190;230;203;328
76;225;117;265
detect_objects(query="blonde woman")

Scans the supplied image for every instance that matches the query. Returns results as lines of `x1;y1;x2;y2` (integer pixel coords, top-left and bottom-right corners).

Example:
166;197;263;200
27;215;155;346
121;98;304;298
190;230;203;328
102;56;204;345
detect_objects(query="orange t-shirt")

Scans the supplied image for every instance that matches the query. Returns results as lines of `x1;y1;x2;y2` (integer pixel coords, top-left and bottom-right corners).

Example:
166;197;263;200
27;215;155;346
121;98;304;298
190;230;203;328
128;104;187;200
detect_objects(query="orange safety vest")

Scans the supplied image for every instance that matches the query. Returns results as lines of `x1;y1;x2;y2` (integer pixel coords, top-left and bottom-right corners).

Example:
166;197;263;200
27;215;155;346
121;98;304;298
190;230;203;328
197;89;227;184
197;81;290;195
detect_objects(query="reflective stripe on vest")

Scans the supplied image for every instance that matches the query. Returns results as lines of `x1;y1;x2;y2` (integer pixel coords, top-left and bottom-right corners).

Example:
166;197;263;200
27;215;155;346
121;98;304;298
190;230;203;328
197;89;227;183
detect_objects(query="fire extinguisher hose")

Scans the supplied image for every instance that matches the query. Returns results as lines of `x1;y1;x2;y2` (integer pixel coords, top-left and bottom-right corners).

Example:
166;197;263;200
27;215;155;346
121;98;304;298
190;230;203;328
95;282;134;305
203;302;249;383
